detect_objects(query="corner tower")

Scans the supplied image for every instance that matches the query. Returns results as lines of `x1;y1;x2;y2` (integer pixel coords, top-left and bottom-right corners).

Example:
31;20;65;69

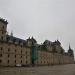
0;17;8;41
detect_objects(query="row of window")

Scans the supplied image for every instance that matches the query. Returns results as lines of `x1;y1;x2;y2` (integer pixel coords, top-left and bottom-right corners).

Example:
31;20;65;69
0;59;28;64
0;47;28;54
38;60;51;64
0;54;29;59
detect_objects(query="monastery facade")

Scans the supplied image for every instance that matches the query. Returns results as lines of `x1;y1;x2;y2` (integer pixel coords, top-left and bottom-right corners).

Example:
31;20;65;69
0;18;74;67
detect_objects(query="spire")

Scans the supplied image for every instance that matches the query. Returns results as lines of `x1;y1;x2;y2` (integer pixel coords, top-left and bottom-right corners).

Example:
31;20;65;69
56;39;61;45
31;36;37;43
31;36;33;39
10;30;13;36
28;36;30;39
57;38;59;41
28;37;31;40
69;44;71;50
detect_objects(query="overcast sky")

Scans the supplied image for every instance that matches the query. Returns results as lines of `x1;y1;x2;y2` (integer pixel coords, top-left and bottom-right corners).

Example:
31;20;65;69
0;0;75;54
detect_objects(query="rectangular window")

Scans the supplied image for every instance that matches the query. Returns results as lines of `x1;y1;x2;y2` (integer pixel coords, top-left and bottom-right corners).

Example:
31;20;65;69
8;54;9;57
0;54;2;57
3;26;4;29
1;36;3;40
8;60;9;63
0;47;3;50
8;48;10;52
21;45;22;48
26;51;27;54
15;60;16;63
21;60;22;63
15;49;16;52
26;56;27;59
15;55;16;58
2;31;4;34
26;61;27;64
21;50;22;54
21;55;22;58
41;61;42;64
0;60;2;63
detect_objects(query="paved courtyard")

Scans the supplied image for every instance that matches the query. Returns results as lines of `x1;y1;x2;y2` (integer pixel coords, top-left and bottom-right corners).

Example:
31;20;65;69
0;64;75;75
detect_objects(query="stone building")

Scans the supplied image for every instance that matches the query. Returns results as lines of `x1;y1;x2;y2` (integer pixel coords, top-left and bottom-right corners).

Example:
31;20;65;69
0;18;74;67
0;18;31;66
31;40;74;66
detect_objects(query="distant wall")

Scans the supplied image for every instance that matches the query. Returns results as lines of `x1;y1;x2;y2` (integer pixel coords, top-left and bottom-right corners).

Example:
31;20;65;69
34;50;74;66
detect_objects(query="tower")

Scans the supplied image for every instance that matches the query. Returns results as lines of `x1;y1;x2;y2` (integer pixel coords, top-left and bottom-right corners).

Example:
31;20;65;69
0;17;8;41
26;37;37;47
68;44;74;57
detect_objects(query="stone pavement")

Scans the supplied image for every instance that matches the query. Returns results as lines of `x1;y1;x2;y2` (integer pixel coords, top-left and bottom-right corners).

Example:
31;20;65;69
0;64;75;75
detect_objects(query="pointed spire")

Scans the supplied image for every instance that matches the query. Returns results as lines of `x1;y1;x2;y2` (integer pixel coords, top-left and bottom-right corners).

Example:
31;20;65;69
31;36;33;39
10;30;13;36
57;38;59;41
28;37;30;39
56;39;61;45
69;43;71;49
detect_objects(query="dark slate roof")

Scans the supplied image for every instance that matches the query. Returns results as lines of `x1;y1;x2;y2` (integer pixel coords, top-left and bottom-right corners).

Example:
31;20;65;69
43;40;52;46
6;35;26;46
26;37;37;44
53;40;61;45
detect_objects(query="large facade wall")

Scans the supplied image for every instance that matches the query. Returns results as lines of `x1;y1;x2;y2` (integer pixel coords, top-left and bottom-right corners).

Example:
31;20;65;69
34;50;74;66
0;42;31;66
0;21;7;41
